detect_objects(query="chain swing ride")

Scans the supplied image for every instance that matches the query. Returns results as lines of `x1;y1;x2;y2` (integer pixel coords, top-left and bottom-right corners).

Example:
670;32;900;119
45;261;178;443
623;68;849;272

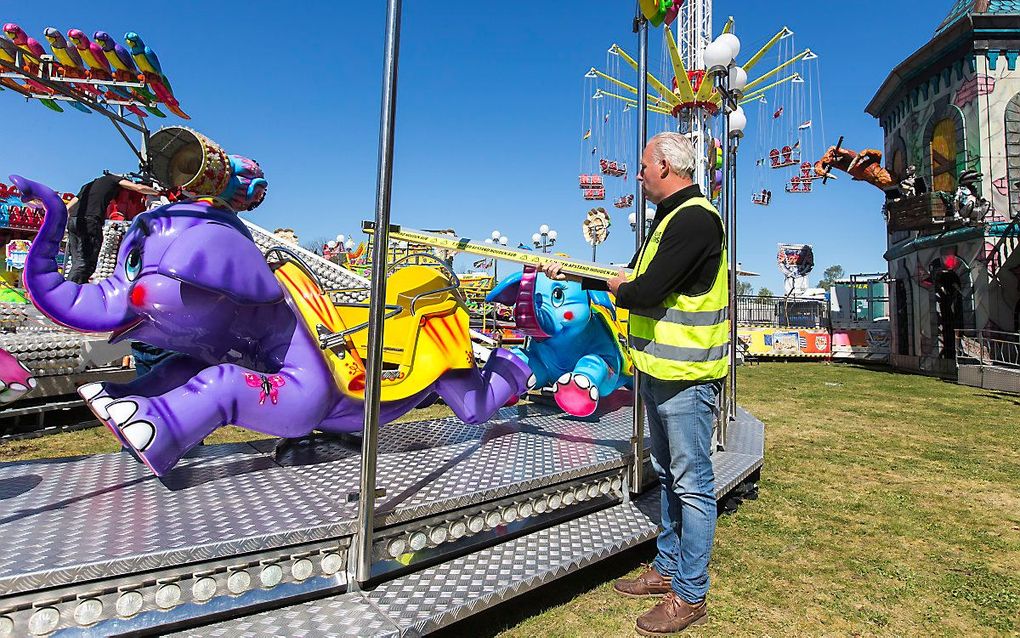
750;30;826;204
579;4;823;213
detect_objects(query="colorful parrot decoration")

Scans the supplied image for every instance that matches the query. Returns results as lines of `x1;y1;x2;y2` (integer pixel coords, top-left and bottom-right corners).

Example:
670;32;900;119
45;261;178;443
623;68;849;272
124;31;188;119
0;24;184;120
2;23;87;112
93;31;165;117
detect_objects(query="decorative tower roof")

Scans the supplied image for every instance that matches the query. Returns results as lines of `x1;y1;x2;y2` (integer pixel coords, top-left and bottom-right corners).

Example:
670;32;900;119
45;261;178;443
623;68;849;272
936;0;1020;34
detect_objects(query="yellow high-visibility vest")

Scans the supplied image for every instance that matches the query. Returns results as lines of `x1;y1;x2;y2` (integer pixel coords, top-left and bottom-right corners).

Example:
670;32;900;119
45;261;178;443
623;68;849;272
627;196;729;381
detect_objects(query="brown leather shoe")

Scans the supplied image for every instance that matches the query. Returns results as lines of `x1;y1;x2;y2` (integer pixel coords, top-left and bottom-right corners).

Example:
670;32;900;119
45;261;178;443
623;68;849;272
613;565;672;598
635;592;707;636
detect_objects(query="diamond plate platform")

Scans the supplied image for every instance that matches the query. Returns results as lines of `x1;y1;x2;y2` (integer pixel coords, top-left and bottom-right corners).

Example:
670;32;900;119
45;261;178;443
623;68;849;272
0;442;354;596
0;402;763;636
170;489;663;638
168;412;765;638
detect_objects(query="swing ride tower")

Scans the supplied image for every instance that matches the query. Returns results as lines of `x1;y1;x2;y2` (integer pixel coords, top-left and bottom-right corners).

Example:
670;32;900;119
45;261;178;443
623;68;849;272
676;0;714;187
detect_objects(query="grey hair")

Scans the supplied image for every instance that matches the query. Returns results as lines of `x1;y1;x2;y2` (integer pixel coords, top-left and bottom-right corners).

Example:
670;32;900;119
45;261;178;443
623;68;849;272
648;132;696;177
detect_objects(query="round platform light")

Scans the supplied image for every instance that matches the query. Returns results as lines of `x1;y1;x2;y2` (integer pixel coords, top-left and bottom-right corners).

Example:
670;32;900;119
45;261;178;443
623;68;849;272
549;493;563;509
227;571;252;595
611;477;623;492
518;501;534;518
449;519;468;539
115;591;144;618
193;577;217;602
74;598;104;627
321;553;344;575
468;515;486;533
588;483;601;498
575;486;589;502
0;616;13;638
387;537;408;558
260;564;284;588
485;510;502;529
429;526;449;545
155;584;182;609
292;559;314;581
28;607;59;636
409;531;429;551
599;480;612;495
534;497;548;514
502;505;519;523
562;490;576;506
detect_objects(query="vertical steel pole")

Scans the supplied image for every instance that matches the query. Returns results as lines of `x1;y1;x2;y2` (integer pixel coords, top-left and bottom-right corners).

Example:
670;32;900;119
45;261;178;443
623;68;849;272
355;0;402;588
728;134;740;423
717;69;731;447
491;259;498;337
630;11;649;493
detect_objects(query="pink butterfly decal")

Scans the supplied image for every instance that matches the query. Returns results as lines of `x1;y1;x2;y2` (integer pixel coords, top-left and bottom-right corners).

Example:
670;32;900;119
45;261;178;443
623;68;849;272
244;373;286;405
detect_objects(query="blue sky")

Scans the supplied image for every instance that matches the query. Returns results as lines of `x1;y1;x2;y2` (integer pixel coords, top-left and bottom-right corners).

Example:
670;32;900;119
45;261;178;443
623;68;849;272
1;1;952;293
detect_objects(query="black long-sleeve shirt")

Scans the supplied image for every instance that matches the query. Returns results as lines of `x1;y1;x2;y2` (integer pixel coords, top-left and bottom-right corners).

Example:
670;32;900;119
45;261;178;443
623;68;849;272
584;184;723;310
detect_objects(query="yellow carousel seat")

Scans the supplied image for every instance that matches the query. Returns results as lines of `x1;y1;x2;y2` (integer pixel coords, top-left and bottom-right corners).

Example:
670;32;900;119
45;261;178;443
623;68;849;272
275;262;474;401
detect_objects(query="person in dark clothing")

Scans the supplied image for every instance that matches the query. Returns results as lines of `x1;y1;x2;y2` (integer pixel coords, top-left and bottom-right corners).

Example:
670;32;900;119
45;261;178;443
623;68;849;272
578;185;723;307
542;132;728;635
64;174;158;284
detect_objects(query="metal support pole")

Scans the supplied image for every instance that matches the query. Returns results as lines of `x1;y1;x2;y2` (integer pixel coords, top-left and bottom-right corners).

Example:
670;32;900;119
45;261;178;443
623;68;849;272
717;69;731;447
354;0;402;589
728;135;740;423
630;11;649;493
491;259;499;338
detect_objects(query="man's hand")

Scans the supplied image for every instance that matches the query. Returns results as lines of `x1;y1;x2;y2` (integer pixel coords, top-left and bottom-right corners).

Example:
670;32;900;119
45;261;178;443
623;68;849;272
607;269;629;296
538;261;581;282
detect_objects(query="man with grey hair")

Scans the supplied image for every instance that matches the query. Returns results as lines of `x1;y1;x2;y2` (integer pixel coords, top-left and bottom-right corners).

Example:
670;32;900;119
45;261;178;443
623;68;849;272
543;131;728;634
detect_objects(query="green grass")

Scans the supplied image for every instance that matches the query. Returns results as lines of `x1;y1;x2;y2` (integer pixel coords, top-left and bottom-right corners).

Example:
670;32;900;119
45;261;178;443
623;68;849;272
3;364;1017;636
446;363;1020;637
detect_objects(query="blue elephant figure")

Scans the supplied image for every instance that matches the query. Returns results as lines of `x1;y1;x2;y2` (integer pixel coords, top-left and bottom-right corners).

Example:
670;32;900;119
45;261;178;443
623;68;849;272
486;266;632;417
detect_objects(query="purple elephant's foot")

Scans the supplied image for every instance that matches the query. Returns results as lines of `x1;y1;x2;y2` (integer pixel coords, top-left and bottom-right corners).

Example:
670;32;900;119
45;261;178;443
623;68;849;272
78;389;194;476
79;383;130;448
553;373;600;417
436;348;530;424
78;358;207;453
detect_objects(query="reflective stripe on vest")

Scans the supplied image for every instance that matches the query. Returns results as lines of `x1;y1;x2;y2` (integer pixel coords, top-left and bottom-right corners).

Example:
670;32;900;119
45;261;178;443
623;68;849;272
627;195;729;381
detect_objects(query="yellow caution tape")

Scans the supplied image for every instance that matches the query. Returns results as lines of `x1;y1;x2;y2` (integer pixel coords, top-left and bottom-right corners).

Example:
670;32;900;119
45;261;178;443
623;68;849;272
362;222;630;281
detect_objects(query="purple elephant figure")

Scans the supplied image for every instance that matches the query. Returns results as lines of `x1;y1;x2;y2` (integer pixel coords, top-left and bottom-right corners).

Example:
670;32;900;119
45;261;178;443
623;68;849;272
15;175;530;476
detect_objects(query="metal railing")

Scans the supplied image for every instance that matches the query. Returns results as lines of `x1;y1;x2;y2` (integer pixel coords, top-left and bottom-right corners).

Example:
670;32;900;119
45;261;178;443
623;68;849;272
735;295;828;328
956;329;1020;369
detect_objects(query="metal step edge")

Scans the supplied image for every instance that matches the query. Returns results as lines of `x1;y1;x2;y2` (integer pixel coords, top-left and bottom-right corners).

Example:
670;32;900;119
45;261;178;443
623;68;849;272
170;490;661;637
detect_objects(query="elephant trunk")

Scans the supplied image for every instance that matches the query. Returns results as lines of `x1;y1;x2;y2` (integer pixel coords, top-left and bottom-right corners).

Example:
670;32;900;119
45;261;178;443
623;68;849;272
13;175;133;333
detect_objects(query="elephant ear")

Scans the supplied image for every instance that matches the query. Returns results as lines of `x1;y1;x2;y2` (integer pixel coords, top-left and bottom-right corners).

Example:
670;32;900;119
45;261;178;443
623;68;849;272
486;270;524;305
589;290;618;321
158;222;284;305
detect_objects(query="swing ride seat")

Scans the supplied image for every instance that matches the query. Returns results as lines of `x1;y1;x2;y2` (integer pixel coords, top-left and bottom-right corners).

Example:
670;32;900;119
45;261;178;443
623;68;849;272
275;261;474;402
583;188;606;200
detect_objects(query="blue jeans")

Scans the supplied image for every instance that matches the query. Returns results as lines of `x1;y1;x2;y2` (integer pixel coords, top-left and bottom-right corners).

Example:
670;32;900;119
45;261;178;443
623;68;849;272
131;343;176;377
641;375;721;604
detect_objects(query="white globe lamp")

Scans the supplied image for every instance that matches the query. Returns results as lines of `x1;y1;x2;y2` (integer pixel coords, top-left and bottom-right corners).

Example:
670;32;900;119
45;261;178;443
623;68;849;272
703;40;732;74
729;106;748;138
728;65;748;96
715;33;741;60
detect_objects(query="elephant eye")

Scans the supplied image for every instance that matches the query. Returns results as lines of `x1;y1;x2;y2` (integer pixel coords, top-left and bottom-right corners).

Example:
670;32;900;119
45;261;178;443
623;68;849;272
551;287;565;308
125;247;142;281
